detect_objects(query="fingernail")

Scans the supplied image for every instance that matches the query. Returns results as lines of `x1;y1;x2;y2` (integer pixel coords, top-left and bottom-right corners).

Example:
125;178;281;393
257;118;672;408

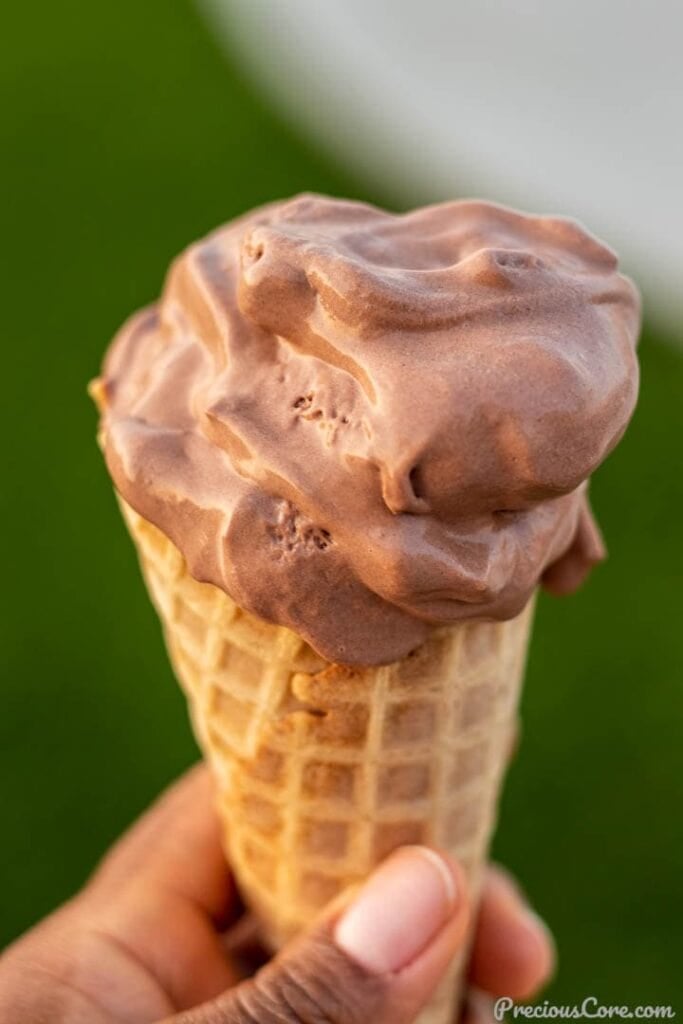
525;908;554;945
494;870;555;960
493;872;557;989
524;910;557;979
334;846;459;974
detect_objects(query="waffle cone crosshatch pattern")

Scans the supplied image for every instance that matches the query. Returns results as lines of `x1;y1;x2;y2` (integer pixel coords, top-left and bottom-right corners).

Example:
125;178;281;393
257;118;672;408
7;4;681;1017
121;500;535;1022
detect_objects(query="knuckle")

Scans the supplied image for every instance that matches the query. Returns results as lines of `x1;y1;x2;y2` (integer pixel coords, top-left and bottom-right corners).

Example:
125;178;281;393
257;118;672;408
236;930;387;1024
267;962;351;1022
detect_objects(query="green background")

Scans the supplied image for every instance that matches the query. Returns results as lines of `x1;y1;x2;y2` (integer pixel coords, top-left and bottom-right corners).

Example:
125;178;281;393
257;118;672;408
1;0;681;1008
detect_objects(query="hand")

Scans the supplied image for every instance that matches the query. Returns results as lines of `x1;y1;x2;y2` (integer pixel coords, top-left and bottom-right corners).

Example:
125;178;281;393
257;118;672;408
0;765;554;1023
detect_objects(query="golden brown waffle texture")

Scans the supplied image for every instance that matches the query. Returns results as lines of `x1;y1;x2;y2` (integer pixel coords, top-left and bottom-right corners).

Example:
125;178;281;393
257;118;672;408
121;501;535;1024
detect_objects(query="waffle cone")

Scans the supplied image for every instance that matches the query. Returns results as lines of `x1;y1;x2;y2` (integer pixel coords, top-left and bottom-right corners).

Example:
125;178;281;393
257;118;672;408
120;501;534;1024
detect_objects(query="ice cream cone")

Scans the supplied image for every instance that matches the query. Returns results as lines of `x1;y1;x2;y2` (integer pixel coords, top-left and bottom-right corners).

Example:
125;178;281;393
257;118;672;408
93;194;639;1023
120;499;535;1023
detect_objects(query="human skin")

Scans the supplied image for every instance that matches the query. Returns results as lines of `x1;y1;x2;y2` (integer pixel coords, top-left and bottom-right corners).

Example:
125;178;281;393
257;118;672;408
0;765;553;1023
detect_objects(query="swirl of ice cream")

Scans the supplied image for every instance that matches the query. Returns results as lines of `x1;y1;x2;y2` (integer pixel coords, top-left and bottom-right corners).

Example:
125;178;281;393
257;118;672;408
93;195;640;664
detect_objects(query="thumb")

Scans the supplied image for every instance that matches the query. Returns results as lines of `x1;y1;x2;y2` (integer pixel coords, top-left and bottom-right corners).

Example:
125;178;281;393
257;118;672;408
164;846;470;1024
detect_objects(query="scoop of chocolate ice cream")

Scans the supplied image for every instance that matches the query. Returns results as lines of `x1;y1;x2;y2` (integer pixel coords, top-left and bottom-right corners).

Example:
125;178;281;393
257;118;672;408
93;195;640;664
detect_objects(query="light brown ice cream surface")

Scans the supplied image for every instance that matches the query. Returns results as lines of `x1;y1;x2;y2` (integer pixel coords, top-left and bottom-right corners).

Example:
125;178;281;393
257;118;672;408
93;195;640;664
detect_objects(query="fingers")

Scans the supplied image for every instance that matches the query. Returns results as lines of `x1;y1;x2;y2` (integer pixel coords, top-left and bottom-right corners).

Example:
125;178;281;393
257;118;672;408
74;764;239;1011
468;864;555;1000
85;763;233;926
164;846;471;1024
462;991;497;1024
221;914;270;980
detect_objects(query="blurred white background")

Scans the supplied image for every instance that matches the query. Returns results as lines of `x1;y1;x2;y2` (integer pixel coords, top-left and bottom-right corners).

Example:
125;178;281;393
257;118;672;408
201;0;682;330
